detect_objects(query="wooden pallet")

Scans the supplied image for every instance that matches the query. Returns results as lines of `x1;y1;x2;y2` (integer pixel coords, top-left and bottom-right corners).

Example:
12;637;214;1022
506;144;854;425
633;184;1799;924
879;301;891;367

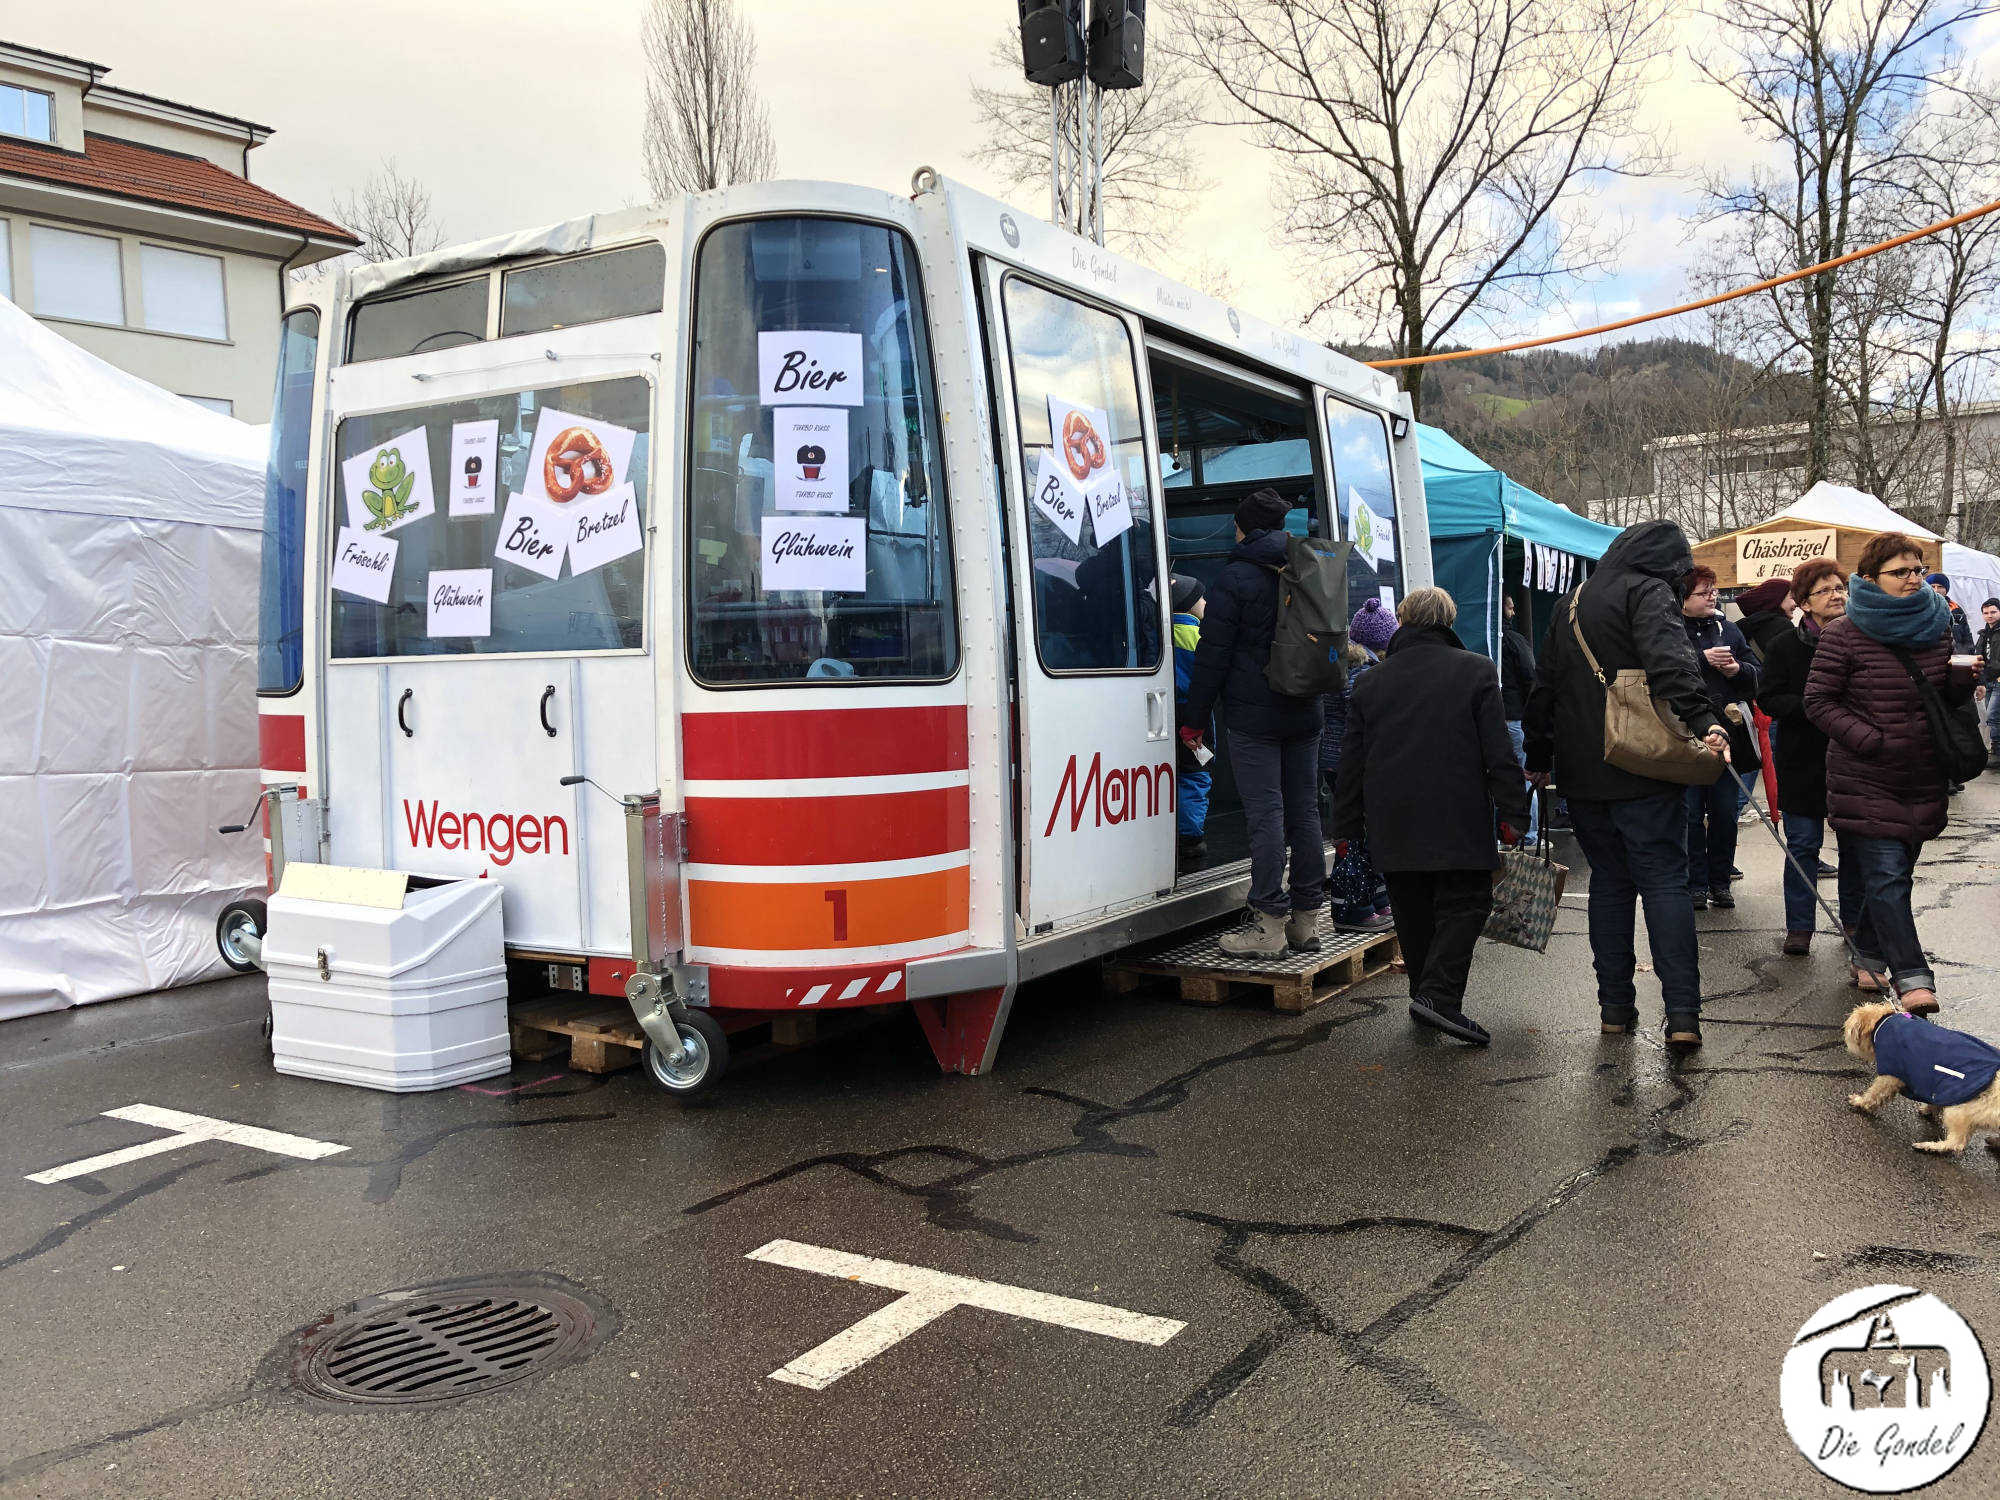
509;998;646;1073
1108;914;1401;1014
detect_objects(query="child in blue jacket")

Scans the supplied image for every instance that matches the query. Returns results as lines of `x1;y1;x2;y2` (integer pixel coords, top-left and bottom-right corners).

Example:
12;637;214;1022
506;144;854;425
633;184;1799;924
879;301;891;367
1322;599;1395;931
1171;575;1211;870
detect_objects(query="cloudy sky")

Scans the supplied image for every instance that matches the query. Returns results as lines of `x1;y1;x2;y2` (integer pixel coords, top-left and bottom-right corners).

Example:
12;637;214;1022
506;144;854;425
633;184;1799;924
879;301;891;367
16;3;1995;355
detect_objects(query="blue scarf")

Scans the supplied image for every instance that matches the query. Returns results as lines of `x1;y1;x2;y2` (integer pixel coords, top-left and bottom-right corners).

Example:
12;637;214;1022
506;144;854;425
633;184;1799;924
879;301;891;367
1845;578;1949;648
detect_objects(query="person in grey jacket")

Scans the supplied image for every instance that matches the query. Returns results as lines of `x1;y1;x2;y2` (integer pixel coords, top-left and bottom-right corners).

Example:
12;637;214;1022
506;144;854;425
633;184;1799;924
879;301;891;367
1523;520;1729;1051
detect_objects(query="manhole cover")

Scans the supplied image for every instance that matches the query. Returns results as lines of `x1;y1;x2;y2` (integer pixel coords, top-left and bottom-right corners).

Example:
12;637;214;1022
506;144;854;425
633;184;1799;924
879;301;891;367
273;1273;615;1407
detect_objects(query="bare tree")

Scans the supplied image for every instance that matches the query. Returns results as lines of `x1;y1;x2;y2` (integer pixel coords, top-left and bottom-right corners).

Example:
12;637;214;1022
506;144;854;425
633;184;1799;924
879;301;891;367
1699;0;1995;486
332;159;447;265
1170;0;1672;419
970;30;1211;254
641;0;776;198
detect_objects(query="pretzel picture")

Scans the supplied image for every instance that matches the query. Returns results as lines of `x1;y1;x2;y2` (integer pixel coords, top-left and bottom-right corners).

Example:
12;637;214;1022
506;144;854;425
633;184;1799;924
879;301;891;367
544;425;614;502
1061;409;1106;482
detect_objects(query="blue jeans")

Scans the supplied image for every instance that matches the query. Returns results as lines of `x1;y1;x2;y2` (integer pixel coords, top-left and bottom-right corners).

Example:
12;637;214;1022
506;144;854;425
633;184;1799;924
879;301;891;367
1837;832;1935;993
1684;775;1742;893
1780;812;1862;934
1233;732;1325;916
1985;687;2000;751
1567;792;1702;1021
1505;720;1539;842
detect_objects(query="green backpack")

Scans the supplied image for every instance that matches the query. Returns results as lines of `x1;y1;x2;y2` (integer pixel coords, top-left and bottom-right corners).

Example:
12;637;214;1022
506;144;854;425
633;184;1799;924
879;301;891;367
1264;534;1354;697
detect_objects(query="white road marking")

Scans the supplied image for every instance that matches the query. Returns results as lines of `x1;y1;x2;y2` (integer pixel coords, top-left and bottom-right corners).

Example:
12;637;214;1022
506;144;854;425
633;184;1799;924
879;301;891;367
746;1238;1185;1390
26;1104;348;1185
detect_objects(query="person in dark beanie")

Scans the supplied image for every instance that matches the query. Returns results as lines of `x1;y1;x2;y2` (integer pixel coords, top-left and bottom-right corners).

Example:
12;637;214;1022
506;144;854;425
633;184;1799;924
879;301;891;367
1523;519;1729;1052
1928;573;1976;653
1334;587;1529;1045
1170;573;1211;871
1680;565;1758;910
1180;488;1324;957
1978;597;2000;767
1320;598;1397;933
1732;577;1797;664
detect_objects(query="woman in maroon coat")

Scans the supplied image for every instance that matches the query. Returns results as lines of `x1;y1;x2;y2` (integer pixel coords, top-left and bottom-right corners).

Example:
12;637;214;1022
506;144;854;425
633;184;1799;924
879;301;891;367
1804;532;1976;1014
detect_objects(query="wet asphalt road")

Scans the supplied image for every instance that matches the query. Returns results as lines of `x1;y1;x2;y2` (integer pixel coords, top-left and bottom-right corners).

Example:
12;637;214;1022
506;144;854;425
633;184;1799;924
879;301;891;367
3;784;1999;1499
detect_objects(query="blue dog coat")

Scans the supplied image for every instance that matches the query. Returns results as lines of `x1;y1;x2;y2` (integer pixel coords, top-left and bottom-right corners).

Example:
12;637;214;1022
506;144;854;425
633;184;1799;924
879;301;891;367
1872;1013;2000;1107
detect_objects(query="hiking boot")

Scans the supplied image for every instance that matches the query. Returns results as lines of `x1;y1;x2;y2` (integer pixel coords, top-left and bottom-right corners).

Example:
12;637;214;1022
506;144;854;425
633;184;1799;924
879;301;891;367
1901;989;1940;1017
1814;860;1836;880
1600;1007;1639;1035
1334;909;1396;934
1285;910;1322;953
1689;890;1708;911
1410;999;1491;1046
1218;910;1288;959
1664;1015;1703;1052
1707;886;1735;910
1782;931;1811;956
1727;866;1745;881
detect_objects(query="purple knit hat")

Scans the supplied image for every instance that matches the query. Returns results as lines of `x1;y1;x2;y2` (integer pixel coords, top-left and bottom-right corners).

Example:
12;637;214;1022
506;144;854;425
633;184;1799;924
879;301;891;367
1349;597;1397;652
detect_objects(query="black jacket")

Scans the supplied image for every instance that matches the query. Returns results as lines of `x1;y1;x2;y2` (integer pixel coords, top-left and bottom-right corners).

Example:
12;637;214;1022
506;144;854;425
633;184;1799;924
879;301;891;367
1948;601;1975;654
1978;620;2000;684
1738;608;1794;666
1499;624;1536;719
1755;621;1830;818
1332;625;1530;872
1681;613;1760;710
1523;519;1721;802
1180;529;1323;743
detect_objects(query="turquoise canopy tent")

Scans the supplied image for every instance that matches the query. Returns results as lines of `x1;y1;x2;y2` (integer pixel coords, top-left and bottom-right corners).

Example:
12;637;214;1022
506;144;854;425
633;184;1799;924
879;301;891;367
1419;422;1619;665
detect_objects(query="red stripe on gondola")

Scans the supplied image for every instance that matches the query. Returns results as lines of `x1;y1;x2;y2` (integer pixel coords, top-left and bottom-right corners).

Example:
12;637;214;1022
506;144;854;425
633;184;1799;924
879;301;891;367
260;714;306;772
682;705;967;780
686;786;969;865
706;965;904;1010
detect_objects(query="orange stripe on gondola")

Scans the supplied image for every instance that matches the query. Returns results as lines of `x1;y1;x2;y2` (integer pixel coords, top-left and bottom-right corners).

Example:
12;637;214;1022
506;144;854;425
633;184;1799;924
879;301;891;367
682;705;968;780
686;786;969;865
687;866;969;952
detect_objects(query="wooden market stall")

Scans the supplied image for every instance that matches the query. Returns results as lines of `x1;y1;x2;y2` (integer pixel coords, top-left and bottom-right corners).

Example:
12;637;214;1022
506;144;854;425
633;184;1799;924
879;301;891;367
1694;482;1942;588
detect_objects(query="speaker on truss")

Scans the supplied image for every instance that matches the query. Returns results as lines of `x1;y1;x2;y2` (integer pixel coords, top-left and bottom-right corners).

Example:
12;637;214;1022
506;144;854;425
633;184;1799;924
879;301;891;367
1087;0;1146;90
1019;1;1086;86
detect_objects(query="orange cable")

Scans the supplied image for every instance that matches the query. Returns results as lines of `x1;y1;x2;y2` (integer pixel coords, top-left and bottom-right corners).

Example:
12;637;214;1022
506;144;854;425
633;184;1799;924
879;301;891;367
1365;196;2000;369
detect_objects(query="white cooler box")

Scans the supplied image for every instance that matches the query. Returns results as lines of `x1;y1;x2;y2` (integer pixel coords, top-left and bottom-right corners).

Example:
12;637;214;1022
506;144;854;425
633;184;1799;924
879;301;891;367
264;870;510;1091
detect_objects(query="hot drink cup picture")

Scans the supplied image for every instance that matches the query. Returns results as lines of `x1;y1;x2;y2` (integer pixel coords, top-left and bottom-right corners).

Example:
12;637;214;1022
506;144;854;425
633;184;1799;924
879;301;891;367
798;443;826;481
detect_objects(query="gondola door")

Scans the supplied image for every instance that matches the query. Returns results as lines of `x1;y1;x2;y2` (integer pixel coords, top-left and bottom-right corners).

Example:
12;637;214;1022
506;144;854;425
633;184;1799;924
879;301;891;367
981;264;1176;930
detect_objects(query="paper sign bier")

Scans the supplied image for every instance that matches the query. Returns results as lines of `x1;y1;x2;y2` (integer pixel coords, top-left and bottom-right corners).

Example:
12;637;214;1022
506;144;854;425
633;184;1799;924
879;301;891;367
759;331;864;407
1030;453;1085;544
494;489;567;580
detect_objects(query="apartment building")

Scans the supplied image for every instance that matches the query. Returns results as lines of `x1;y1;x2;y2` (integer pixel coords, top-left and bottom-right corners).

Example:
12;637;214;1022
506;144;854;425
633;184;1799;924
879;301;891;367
0;40;356;421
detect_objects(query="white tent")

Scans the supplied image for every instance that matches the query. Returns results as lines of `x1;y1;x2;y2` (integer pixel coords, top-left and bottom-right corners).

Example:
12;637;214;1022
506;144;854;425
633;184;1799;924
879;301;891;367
1943;541;2000;615
0;295;266;1020
1771;481;1942;539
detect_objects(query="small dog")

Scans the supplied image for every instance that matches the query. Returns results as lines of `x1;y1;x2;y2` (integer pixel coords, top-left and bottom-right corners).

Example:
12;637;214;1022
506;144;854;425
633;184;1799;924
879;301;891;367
1845;1000;2000;1154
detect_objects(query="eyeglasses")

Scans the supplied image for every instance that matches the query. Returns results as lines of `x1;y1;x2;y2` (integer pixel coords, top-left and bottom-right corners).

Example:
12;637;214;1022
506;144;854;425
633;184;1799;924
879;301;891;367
1688;587;1718;599
1876;565;1928;581
1806;582;1846;601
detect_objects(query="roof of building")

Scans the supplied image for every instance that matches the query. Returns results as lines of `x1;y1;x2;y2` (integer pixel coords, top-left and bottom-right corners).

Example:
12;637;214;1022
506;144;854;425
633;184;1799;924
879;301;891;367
0;131;356;244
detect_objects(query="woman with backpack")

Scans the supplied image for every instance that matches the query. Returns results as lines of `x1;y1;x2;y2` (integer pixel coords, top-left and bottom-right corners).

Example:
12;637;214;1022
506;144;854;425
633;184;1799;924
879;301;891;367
1179;488;1324;958
1804;532;1979;1015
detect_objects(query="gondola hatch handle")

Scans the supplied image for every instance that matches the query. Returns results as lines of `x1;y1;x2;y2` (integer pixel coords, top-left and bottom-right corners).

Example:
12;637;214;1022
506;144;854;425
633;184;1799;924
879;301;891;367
540;685;557;737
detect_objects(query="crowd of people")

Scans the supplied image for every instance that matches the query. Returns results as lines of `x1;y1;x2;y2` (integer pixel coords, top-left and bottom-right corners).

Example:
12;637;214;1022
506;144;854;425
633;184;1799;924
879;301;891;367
1176;488;1987;1051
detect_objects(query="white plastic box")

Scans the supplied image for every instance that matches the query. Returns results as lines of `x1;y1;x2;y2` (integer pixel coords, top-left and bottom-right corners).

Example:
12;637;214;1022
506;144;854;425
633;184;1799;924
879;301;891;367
264;876;510;1091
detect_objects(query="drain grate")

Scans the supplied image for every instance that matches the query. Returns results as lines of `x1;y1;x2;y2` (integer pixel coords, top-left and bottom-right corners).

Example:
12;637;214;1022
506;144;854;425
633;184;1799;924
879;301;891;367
276;1273;614;1407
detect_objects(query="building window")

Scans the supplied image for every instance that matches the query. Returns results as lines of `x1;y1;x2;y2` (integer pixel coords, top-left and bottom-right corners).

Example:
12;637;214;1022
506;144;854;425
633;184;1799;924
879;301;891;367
30;225;124;324
0;84;53;143
140;245;228;340
184;395;234;416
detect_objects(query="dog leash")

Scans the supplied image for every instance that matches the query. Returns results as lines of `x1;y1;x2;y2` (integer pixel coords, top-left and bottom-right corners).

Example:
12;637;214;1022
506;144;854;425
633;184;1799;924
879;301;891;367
1715;709;1900;1004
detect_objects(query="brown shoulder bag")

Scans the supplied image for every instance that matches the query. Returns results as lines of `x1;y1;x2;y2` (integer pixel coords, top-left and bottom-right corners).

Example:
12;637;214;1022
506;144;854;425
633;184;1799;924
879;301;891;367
1567;590;1724;786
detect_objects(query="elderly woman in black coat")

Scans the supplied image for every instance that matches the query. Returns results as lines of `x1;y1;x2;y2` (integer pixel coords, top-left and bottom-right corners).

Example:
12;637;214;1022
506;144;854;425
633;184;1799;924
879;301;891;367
1333;588;1530;1045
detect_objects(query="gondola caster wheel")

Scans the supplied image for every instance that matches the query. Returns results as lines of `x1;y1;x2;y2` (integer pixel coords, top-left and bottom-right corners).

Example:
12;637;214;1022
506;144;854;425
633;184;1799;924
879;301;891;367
642;1009;728;1098
215;898;267;975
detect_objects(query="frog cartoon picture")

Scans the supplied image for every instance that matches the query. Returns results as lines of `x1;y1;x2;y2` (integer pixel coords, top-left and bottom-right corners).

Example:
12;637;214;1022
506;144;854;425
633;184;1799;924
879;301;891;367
362;447;417;532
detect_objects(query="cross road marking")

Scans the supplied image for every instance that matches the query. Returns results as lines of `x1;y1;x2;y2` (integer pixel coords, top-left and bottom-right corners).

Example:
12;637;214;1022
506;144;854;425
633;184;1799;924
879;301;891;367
25;1104;348;1185
746;1238;1185;1390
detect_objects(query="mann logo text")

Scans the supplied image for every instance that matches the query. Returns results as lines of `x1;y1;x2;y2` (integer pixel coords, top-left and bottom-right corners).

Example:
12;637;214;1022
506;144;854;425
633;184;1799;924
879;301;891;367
402;799;570;866
1044;752;1175;836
